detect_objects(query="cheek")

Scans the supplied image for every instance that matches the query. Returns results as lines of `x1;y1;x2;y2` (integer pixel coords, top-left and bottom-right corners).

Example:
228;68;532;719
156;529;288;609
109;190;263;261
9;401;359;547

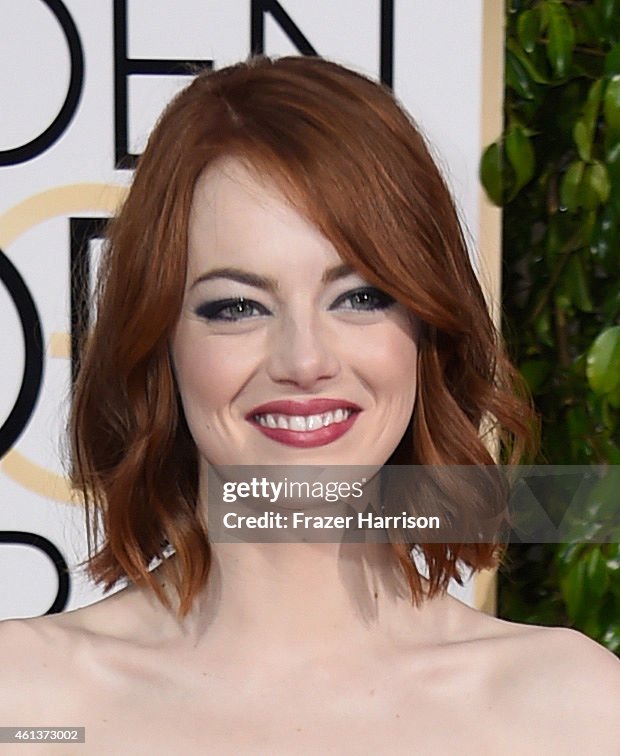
171;327;258;419
357;321;418;402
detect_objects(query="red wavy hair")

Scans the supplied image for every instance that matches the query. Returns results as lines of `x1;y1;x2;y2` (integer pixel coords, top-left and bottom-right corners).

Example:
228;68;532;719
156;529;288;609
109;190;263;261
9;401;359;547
71;55;536;616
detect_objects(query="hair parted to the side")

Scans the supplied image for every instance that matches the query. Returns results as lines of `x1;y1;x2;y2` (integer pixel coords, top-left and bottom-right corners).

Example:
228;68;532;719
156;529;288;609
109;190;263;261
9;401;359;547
71;55;537;617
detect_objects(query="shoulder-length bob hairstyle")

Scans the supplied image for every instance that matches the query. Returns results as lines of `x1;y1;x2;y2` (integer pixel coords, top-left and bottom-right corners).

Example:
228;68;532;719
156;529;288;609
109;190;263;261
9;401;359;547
71;55;535;616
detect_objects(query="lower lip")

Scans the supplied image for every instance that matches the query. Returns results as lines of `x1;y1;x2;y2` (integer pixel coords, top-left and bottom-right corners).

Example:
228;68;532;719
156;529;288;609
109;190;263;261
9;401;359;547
249;412;360;448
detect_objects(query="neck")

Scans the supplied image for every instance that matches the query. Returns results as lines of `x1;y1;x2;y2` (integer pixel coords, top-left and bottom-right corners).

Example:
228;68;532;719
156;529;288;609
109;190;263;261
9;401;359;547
148;539;455;665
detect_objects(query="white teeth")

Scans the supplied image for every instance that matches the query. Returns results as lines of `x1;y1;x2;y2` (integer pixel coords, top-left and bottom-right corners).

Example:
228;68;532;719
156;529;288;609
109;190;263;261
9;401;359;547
306;414;323;431
289;415;307;431
255;408;354;432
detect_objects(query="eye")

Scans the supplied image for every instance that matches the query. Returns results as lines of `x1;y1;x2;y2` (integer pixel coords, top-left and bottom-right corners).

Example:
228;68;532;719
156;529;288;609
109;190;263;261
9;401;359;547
194;297;270;322
330;287;395;312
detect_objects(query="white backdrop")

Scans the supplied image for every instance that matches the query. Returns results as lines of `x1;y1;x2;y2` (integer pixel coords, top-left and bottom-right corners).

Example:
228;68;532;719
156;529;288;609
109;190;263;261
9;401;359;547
0;0;495;619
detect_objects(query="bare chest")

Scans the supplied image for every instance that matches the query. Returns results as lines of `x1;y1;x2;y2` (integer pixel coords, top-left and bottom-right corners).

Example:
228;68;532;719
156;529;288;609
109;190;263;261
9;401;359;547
48;690;497;756
21;657;504;756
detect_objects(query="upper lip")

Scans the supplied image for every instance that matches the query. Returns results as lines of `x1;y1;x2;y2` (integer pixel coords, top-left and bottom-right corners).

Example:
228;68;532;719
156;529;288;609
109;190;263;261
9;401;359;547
247;399;362;419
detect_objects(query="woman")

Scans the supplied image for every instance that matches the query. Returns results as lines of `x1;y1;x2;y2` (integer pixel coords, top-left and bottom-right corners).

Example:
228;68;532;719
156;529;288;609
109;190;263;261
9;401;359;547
1;56;618;754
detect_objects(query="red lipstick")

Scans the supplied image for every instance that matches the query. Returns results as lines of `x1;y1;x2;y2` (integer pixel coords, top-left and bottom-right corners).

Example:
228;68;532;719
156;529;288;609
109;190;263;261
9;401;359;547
246;399;362;448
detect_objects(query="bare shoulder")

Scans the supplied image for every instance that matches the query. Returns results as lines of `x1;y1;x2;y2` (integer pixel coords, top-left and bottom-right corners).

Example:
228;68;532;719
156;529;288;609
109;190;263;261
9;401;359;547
478;616;620;752
0;613;76;720
490;617;620;691
0;586;148;720
536;623;619;704
428;598;619;752
0;612;75;673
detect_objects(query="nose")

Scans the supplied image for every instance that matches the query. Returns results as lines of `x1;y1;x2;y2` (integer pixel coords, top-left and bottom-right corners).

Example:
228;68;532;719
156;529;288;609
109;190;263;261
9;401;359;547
266;312;341;390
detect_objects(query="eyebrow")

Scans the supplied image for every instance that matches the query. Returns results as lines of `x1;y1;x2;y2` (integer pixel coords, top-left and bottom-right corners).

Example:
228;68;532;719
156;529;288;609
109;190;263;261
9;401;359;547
190;263;355;292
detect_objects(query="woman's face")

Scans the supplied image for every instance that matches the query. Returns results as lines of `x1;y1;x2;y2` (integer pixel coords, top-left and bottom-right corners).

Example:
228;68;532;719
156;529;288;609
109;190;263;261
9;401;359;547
171;158;418;473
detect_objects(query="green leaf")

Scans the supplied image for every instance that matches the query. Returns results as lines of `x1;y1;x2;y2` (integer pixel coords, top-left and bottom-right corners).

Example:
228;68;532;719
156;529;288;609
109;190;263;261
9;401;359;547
604;41;620;76
520;359;551;393
585;161;611;204
507;38;551;83
587;550;611;599
539;1;551;32
480;142;503;206
607;381;620;408
574;79;603;161
578;4;603;42
582;614;603;642
532;309;553;347
605;159;620;215
584;79;603;126
505;125;535;194
605;140;620;187
561;559;587;623
605;543;620;576
573;120;591;161
586;469;620;519
546;1;576;78
603;274;620;313
604;76;620;140
608;186;620;217
560;160;585;211
578;162;610;209
506;49;537;100
557;542;586;565
590;204;616;261
601;623;620;653
598;0;617;26
598;438;620;464
572;351;587;377
602;285;620;321
602;396;618;432
558;255;594;312
586;325;620;395
572;258;594;312
518;8;541;53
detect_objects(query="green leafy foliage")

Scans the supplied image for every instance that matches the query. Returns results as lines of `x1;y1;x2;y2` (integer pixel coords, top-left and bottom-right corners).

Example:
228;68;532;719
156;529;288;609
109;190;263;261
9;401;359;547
481;0;620;654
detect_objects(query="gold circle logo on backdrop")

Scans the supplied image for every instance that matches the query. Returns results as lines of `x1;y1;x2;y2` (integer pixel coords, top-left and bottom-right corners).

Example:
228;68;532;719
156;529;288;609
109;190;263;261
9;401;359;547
0;183;127;503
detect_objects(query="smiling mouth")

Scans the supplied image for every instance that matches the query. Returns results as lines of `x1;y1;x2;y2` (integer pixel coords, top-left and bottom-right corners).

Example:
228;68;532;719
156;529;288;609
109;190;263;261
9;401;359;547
248;405;360;448
253;408;354;432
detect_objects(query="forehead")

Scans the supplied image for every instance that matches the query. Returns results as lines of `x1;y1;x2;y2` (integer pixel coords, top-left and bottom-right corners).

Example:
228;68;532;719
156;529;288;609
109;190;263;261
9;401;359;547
187;158;340;274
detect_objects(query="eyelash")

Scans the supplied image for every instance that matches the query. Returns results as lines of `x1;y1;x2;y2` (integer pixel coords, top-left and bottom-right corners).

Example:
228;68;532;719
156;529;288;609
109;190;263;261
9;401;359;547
194;287;395;322
331;287;395;312
195;298;269;321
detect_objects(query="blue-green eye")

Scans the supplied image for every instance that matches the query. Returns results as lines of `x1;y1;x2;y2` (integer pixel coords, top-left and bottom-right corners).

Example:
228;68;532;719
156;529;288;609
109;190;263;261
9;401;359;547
331;287;395;312
195;297;269;322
